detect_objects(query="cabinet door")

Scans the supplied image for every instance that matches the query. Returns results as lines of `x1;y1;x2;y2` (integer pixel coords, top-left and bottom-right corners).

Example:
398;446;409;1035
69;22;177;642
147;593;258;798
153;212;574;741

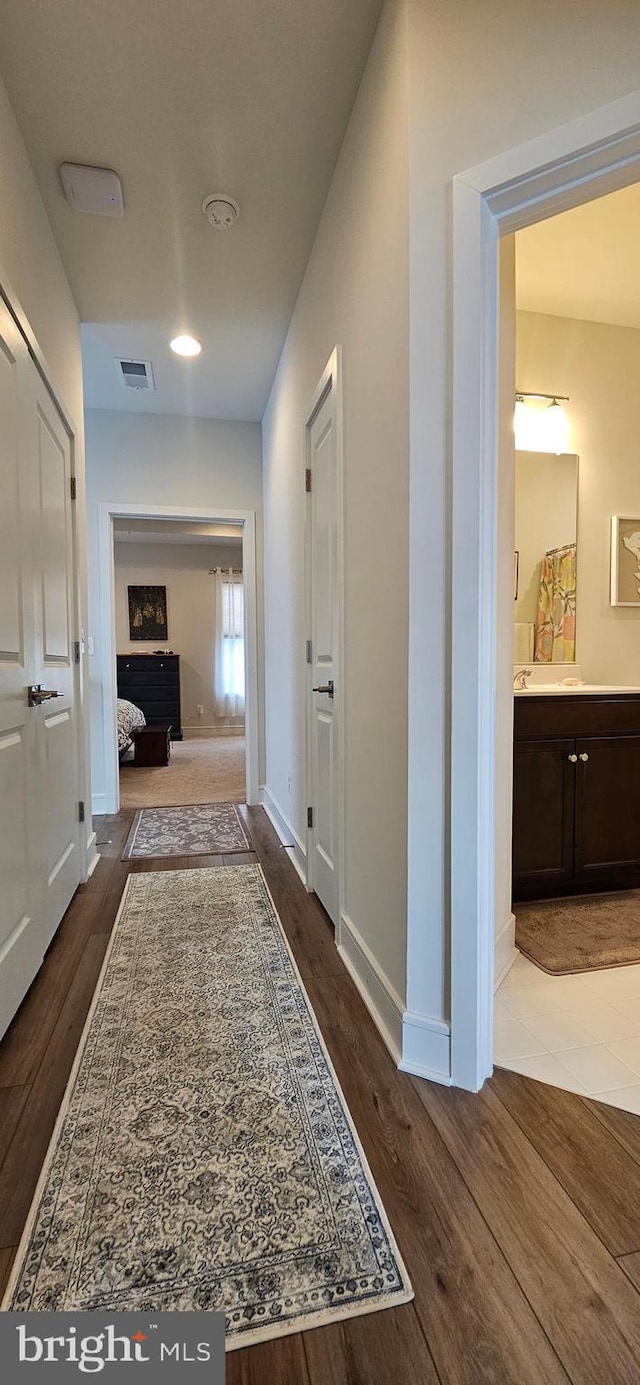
512;738;576;891
575;735;640;877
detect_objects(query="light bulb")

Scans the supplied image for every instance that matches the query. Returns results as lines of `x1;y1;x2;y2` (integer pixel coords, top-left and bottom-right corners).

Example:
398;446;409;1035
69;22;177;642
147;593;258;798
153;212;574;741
545;399;570;454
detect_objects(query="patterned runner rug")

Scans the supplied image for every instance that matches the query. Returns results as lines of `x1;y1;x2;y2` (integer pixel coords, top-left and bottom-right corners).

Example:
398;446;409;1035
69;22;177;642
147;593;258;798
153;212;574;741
4;866;412;1346
122;802;252;858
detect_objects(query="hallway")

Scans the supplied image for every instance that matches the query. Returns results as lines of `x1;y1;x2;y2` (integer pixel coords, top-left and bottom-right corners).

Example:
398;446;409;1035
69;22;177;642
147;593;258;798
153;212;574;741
0;809;639;1381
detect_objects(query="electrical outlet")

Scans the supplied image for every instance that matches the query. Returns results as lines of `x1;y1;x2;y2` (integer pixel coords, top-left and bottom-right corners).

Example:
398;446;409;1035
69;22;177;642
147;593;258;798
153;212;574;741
196;704;204;716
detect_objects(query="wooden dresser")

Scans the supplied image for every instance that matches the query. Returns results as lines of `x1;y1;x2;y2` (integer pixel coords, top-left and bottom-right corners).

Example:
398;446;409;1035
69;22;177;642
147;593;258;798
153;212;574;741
116;654;182;740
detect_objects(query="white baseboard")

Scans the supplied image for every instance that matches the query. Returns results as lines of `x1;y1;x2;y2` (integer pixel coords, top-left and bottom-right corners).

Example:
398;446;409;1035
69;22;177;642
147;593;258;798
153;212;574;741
260;787;307;886
182;725;245;739
337;912;404;1065
91;792;107;816
85;831;99;880
399;1010;452;1085
495;911;517;989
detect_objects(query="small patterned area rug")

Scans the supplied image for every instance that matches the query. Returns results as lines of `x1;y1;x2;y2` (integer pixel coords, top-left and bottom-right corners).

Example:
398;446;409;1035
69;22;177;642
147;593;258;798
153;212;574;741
122;802;252;859
516;890;640;974
4;866;412;1345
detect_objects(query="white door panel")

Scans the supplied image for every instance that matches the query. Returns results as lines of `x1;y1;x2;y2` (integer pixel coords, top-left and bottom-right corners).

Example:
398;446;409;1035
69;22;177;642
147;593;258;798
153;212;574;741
0;304;43;1036
0;301;80;1037
307;374;340;925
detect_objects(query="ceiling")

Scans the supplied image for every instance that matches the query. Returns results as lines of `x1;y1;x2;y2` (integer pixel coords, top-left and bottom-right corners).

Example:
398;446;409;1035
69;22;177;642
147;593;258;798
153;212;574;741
113;519;243;546
516;181;640;330
0;0;382;421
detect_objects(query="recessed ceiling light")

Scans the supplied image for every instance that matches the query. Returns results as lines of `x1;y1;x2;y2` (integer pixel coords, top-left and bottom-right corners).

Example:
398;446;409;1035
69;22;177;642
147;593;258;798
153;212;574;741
170;334;203;357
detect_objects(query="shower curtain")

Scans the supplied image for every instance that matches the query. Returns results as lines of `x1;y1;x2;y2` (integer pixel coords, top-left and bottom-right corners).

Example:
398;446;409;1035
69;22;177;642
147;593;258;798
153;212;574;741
534;543;576;663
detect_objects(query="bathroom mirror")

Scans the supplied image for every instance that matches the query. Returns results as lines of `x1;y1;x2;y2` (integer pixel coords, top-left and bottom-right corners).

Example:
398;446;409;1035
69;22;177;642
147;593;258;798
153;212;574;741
514;450;578;663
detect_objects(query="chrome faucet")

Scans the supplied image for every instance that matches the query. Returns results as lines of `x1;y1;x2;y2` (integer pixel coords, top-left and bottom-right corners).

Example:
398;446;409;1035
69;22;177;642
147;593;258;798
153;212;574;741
513;668;533;690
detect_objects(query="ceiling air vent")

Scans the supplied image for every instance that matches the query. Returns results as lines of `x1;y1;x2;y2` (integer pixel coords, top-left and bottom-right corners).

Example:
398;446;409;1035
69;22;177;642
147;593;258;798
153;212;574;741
114;358;155;391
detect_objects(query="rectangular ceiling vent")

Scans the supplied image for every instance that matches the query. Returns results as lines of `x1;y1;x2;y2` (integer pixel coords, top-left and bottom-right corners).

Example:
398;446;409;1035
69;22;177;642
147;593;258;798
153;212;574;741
114;358;155;391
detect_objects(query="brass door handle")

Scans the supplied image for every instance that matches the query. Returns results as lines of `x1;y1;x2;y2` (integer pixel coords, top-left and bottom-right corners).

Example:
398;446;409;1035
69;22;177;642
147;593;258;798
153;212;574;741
28;685;60;706
312;680;334;698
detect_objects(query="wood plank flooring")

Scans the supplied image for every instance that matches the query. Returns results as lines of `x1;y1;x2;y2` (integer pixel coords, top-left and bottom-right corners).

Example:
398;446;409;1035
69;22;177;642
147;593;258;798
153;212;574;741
1;805;640;1383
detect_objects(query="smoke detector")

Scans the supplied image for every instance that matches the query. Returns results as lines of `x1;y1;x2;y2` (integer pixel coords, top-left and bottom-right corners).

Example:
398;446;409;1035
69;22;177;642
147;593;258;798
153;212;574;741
202;194;240;231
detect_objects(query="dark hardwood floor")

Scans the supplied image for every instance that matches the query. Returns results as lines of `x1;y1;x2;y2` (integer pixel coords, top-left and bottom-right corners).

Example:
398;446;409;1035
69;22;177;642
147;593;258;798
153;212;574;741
1;805;640;1383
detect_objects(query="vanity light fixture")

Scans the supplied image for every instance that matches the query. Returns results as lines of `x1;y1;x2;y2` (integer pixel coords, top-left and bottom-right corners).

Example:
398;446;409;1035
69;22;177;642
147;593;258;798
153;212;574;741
169;334;203;358
515;391;570;454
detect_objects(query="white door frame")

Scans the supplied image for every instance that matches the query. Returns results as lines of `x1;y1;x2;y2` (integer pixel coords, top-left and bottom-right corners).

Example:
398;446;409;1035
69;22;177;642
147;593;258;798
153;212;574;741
450;89;640;1090
97;501;260;813
0;275;91;879
304;347;345;935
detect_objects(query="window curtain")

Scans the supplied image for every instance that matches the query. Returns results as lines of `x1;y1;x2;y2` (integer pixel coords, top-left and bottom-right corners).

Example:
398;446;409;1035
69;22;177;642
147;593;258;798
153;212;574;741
534;543;576;663
213;569;245;719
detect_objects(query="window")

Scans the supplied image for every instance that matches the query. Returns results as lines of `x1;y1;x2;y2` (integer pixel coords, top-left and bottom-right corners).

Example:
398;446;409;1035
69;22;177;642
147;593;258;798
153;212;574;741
214;570;245;716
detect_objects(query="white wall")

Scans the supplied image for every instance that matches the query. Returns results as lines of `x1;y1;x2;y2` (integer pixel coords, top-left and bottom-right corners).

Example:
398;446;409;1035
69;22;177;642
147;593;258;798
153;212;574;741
404;0;640;1065
114;540;243;732
85;410;263;806
517;311;640;687
262;0;409;1013
0;73;94;864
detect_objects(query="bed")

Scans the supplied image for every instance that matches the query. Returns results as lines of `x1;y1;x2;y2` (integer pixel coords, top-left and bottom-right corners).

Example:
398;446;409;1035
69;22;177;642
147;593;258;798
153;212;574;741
117;698;146;757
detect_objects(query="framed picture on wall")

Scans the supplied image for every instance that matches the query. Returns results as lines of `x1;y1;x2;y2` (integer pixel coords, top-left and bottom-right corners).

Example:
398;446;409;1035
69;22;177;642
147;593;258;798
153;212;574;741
611;516;640;606
128;585;168;640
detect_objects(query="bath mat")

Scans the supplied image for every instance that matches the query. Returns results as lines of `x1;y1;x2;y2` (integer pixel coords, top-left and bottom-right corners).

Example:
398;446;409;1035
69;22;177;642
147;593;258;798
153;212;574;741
516;890;640;974
3;866;413;1346
122;802;251;859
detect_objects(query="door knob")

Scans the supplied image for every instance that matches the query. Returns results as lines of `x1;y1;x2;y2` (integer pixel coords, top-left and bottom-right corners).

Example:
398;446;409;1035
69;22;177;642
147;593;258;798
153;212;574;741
568;753;578;762
579;752;589;762
28;685;60;706
312;680;334;698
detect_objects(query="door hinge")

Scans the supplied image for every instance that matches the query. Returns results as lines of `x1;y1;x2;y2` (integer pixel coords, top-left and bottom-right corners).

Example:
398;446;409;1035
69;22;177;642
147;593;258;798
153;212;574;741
78;801;85;823
73;640;81;664
70;475;77;501
305;639;312;664
307;806;313;829
305;468;312;493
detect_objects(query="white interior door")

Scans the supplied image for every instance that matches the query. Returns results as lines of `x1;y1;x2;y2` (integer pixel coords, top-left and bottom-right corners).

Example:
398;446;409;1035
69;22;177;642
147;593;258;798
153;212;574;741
0;299;80;1039
307;373;341;926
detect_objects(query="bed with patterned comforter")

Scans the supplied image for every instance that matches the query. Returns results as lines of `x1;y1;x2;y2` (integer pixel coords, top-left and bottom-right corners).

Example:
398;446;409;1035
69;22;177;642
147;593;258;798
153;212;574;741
117;698;146;755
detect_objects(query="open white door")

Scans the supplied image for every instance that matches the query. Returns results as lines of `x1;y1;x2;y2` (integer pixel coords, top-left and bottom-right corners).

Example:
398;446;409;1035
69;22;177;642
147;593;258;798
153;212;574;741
0;299;80;1038
306;352;342;927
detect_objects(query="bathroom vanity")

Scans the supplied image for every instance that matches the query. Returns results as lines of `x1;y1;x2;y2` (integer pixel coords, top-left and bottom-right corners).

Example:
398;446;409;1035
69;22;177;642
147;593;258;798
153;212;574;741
513;688;640;899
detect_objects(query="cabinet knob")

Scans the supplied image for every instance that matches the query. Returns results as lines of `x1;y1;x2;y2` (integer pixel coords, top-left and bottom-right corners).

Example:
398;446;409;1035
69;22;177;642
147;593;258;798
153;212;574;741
579;752;589;762
568;753;578;763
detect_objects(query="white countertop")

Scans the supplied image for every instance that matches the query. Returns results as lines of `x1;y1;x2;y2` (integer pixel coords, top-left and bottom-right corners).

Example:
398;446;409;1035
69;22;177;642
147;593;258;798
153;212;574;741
515;684;640;696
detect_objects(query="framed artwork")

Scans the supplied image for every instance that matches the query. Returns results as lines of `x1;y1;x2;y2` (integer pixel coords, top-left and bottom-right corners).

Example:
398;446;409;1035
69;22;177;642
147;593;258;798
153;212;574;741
128;585;168;640
611;516;640;606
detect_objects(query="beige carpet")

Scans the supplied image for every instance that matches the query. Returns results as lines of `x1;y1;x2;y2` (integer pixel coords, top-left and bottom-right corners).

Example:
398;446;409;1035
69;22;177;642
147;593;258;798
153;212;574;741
119;736;246;809
516;890;640;974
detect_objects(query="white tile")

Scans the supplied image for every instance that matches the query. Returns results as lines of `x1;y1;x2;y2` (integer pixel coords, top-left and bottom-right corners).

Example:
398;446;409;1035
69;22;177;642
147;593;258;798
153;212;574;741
494;995;514;1022
501;953;547;988
554;1044;639;1094
610;997;640;1026
563;1002;640;1043
497;1052;589;1095
605;1035;640;1078
591;1085;640;1116
493;1018;547;1063
499;977;593;1018
521;1011;597;1052
580;966;640;1003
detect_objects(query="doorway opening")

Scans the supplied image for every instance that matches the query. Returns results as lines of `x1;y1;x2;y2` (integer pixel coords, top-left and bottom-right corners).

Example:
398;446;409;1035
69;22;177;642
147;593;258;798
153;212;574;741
449;94;640;1092
98;502;260;815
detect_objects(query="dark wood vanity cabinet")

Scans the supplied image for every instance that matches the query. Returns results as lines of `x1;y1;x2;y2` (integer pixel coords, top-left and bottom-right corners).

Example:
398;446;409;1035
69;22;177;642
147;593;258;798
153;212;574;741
513;695;640;899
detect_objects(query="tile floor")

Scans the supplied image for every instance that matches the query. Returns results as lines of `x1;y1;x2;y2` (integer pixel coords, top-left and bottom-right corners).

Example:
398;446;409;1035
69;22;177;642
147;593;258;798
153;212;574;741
495;951;640;1114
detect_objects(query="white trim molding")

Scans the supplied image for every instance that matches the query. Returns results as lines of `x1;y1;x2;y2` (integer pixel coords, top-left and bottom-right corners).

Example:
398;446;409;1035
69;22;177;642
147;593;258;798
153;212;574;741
400;1012;452;1086
337;913;403;1066
97;502;260;815
260;787;307;887
495;913;517;990
450;87;640;1090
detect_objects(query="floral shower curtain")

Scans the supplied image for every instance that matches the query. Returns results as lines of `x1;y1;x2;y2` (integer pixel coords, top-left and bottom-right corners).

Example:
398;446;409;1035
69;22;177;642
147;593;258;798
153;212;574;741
534;543;576;663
